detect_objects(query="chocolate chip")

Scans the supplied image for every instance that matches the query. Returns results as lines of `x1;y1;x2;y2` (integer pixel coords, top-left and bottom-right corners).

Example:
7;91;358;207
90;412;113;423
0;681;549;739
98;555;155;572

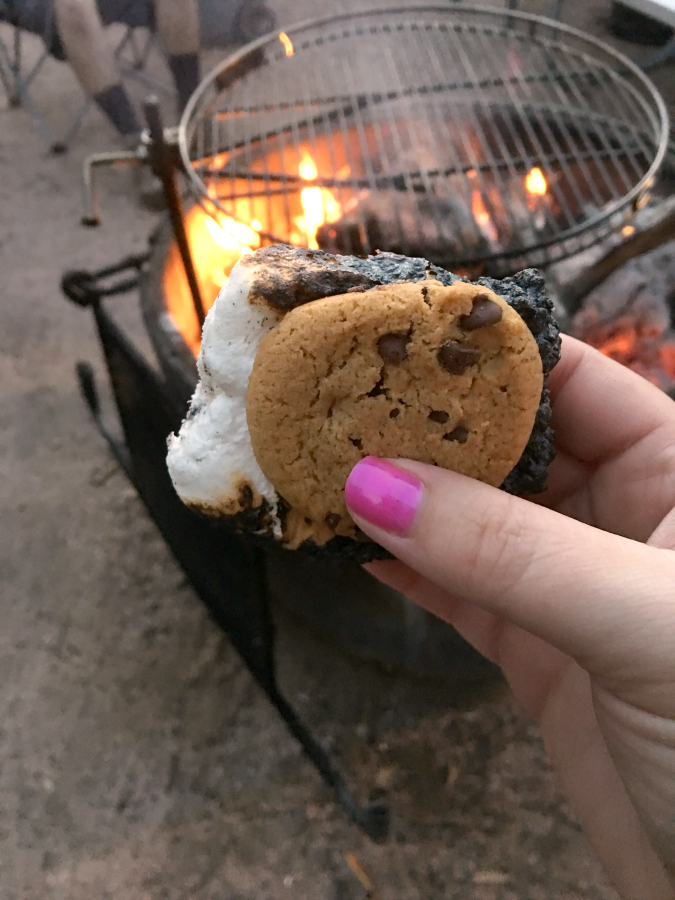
325;513;341;530
444;426;469;443
389;408;400;419
437;342;481;375
239;484;253;508
460;294;503;331
377;333;409;365
428;410;449;424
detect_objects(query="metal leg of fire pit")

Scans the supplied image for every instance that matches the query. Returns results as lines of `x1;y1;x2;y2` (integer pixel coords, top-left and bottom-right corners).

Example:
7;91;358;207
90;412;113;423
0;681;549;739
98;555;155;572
62;273;389;841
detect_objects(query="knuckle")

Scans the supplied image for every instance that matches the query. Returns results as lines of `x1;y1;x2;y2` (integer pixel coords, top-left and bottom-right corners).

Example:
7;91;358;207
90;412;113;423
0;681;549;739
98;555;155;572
462;496;538;598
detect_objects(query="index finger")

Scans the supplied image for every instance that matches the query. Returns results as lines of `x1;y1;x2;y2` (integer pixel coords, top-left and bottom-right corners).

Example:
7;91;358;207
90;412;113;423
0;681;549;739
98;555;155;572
547;335;675;463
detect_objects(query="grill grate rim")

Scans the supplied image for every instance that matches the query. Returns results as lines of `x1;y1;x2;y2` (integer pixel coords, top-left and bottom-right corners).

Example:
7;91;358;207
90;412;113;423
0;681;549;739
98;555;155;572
179;5;669;275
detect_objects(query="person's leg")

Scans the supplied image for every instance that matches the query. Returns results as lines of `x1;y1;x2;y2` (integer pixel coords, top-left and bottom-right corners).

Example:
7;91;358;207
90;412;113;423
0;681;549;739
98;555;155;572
153;0;200;112
53;0;140;136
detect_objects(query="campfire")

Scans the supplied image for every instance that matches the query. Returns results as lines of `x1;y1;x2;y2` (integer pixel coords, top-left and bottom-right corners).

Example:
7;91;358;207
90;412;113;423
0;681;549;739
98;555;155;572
163;147;348;356
164;149;562;357
162;6;667;381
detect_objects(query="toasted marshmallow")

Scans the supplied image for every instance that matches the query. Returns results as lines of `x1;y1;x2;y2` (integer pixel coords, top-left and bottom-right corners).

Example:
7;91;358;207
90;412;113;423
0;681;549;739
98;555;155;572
166;259;283;530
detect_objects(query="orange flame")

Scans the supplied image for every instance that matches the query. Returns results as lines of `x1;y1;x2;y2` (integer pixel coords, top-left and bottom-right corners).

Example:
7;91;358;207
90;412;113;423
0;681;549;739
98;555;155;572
297;152;342;249
467;169;499;244
163;206;261;356
204;214;259;253
279;32;294;57
525;167;548;196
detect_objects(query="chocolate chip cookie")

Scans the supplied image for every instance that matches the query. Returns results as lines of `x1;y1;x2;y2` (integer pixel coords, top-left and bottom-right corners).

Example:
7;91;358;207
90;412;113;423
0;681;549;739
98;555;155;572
246;279;544;539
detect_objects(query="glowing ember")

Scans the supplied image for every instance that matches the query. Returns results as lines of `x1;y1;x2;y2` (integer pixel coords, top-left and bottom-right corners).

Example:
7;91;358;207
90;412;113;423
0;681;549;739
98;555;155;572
583;317;675;391
622;225;636;237
279;32;294;57
525;167;548;196
298;153;342;250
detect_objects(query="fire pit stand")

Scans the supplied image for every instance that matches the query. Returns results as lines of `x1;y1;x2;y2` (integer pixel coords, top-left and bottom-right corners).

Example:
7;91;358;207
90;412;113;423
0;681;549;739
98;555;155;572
61;258;390;842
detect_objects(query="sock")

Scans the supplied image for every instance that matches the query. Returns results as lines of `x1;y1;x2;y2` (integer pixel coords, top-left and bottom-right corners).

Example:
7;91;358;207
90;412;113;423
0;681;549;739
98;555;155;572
168;53;201;114
93;84;141;137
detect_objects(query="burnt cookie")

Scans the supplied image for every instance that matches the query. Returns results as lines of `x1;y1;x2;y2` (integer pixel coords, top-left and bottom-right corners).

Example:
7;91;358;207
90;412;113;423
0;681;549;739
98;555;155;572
246;280;543;540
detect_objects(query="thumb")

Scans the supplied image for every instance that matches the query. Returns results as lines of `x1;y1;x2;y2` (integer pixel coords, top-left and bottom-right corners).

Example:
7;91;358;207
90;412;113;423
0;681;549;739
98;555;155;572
345;457;675;679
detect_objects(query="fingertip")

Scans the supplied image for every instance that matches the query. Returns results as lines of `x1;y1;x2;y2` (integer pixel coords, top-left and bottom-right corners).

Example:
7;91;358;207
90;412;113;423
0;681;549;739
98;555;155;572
345;457;423;537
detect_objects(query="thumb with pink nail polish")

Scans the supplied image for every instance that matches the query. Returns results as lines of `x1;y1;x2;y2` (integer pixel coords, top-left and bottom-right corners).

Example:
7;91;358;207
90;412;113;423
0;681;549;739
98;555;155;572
344;457;423;537
343;337;675;898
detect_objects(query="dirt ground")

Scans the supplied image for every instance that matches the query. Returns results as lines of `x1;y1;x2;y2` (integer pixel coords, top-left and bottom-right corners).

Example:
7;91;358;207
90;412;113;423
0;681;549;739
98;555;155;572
1;2;673;898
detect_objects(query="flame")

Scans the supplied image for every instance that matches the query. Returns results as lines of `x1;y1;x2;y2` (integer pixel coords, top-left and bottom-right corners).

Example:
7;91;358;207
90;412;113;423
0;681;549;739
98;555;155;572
279;32;294;56
467;169;499;245
163;206;262;357
525;167;548;196
298;152;342;249
204;213;258;253
299;156;317;181
622;225;636;237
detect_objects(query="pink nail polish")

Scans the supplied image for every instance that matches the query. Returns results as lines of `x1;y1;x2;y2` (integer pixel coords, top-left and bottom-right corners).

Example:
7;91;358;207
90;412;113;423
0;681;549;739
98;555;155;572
345;457;422;536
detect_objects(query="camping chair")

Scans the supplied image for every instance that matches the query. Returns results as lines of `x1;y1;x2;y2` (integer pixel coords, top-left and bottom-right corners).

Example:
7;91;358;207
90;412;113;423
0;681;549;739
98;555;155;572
0;0;174;153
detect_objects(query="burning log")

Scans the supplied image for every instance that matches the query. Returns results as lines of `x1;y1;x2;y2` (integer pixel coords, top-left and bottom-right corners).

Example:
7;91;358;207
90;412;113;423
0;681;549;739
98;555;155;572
316;183;492;266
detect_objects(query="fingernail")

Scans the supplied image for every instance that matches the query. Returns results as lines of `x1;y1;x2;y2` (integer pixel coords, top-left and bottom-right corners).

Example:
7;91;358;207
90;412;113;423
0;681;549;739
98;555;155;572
345;457;422;536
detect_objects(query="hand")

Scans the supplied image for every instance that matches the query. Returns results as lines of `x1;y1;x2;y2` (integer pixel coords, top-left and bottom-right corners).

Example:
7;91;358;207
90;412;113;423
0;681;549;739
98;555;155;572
345;336;675;900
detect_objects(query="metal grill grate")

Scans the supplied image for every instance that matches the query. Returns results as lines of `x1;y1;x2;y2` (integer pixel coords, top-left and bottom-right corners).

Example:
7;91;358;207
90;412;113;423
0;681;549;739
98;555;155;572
179;6;669;275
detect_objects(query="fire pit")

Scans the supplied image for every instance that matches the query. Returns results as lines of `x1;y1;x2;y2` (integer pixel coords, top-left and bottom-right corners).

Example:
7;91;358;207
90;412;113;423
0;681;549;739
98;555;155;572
181;8;666;285
66;5;672;840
